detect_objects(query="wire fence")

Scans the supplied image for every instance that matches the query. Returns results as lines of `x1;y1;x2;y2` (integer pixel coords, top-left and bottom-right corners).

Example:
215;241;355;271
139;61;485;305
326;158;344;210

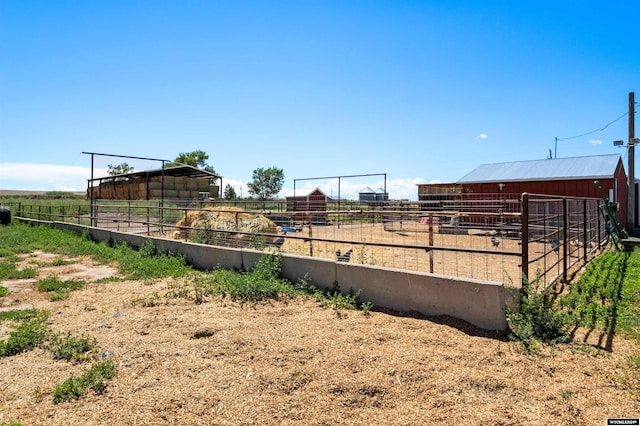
8;193;610;288
522;193;606;288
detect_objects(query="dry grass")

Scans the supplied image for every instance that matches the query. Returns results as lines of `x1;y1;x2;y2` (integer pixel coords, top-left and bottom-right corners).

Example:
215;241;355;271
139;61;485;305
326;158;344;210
1;252;639;425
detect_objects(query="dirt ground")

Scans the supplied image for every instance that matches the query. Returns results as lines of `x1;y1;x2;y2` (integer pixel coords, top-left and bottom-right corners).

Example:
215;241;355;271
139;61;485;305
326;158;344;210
280;222;525;284
1;252;639;425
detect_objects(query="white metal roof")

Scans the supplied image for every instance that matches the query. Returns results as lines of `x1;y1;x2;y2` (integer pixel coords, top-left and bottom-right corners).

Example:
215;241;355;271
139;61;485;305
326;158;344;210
457;154;623;184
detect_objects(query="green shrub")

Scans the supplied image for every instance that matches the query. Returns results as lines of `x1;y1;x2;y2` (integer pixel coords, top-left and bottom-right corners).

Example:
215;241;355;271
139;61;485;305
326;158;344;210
209;253;295;302
507;277;569;348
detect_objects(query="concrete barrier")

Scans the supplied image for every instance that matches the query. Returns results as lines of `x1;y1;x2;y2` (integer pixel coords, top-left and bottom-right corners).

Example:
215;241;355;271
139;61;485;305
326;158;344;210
281;253;337;290
336;263;508;330
18;219;513;330
180;242;243;271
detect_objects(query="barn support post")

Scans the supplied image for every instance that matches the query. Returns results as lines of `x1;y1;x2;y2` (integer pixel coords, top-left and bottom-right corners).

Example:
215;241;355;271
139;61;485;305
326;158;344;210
562;198;568;282
521;193;529;288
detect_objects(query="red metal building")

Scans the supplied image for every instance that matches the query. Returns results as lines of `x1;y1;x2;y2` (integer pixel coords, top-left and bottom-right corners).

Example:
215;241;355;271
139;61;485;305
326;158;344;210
286;188;328;212
418;154;627;224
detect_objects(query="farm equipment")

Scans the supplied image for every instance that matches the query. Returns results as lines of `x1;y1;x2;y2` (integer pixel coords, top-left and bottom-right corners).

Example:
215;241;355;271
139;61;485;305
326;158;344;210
594;180;627;250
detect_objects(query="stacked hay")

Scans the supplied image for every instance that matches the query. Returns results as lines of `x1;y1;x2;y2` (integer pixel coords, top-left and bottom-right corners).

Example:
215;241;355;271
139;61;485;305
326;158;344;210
93;176;212;200
174;206;279;248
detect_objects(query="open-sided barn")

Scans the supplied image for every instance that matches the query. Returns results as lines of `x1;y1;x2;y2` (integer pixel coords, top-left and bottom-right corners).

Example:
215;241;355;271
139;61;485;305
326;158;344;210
418;154;627;224
87;165;223;201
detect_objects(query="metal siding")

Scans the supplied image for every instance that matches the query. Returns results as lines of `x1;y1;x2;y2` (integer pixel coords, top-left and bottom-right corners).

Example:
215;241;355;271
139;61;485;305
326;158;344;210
462;179;614;198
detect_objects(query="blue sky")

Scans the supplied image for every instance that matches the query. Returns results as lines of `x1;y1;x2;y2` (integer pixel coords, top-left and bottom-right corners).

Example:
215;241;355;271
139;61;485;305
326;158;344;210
1;1;638;200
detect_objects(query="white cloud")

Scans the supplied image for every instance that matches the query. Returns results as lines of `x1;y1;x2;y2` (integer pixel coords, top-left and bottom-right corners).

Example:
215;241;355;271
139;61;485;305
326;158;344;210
589;139;602;145
0;163;108;191
476;134;489;140
219;178;246;197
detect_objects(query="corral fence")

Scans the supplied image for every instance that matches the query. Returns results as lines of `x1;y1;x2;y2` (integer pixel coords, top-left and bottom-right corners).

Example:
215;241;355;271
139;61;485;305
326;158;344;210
8;193;609;288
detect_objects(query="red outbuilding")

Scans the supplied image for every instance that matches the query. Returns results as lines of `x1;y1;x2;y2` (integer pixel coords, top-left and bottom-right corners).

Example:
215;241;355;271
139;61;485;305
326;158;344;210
418;154;627;225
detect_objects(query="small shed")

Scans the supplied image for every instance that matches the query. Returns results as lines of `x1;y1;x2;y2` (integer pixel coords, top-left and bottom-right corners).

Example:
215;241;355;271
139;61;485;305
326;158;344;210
286;188;328;212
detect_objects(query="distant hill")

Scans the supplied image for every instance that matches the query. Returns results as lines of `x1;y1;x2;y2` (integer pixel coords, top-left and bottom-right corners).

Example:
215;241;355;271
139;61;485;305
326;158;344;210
0;190;85;197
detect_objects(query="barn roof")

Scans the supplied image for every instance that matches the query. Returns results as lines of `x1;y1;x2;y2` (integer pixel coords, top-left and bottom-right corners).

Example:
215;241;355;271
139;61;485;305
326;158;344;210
457;154;623;184
285;187;327;198
97;165;221;182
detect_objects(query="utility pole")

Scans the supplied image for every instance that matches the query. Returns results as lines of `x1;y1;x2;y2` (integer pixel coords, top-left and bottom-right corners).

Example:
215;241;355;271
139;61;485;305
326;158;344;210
628;92;636;233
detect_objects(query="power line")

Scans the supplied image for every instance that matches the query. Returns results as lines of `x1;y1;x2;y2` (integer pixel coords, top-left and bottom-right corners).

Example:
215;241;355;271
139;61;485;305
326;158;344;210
556;111;628;142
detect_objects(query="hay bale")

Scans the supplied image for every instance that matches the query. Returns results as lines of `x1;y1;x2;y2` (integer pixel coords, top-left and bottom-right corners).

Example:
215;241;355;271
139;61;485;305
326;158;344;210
198;179;211;191
173;206;279;248
185;179;200;191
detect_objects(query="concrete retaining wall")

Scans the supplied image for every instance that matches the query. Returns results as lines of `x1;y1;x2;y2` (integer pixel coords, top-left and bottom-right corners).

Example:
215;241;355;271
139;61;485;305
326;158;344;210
23;219;514;330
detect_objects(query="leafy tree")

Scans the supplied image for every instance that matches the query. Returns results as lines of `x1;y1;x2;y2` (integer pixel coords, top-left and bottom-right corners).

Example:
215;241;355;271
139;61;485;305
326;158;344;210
247;167;284;200
107;163;134;176
223;184;237;199
166;150;217;174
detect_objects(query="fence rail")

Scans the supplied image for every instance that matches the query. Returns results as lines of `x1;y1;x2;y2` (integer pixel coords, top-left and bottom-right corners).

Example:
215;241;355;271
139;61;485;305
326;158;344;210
7;193;610;288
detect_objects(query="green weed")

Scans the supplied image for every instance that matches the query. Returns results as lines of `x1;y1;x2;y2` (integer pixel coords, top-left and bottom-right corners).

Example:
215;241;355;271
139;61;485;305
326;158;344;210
560;389;574;401
507;276;569;349
361;301;374;316
569;343;606;358
209;253;295;302
53;359;116;404
0;286;8;297
113;241;191;280
48;333;98;364
131;292;162;307
36;276;85;294
0;259;37;280
626;354;640;369
1;420;26;426
0;312;50;357
0;308;40;322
